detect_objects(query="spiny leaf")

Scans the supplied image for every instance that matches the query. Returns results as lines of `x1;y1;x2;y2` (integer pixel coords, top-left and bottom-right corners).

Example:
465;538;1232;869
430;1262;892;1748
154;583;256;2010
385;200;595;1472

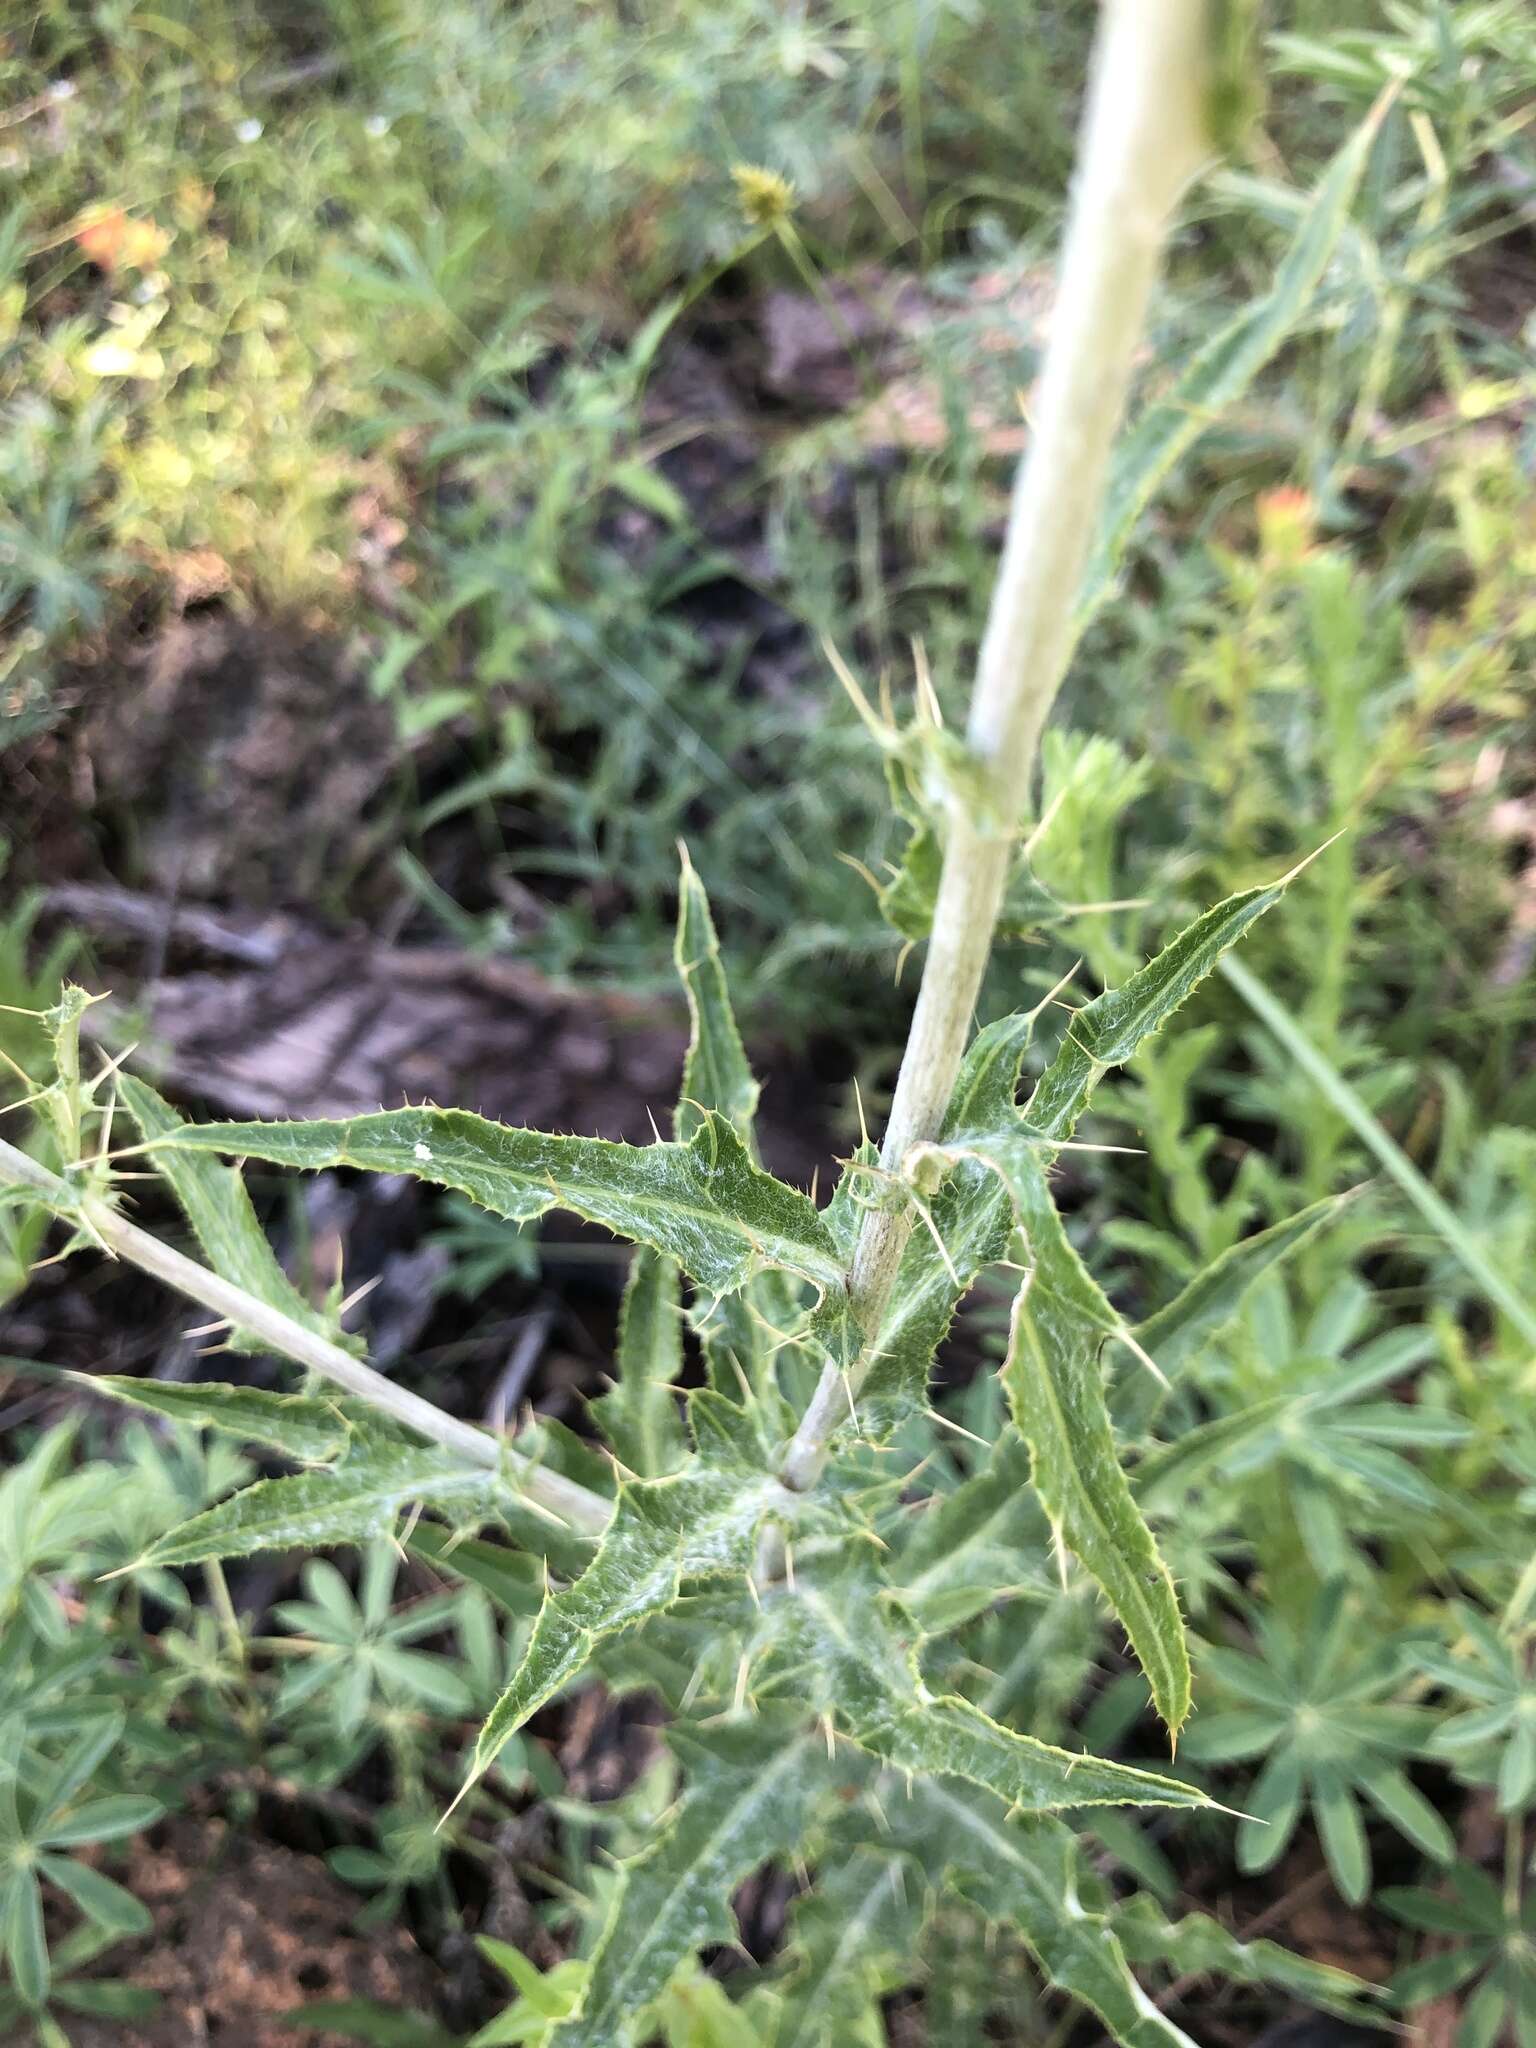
120;1073;361;1356
855;1154;1014;1439
961;1134;1188;1733
77;1374;350;1465
877;816;943;942
1114;1895;1381;2024
865;1777;1202;2048
164;1109;854;1359
674;850;760;1148
673;857;804;1407
1115;1194;1346;1436
759;1852;916;2048
130;1436;513;1569
1023;881;1285;1142
1134;1195;1344;1379
592;1250;686;1479
549;1715;837;2048
941;1009;1039;1138
863;896;1266;1436
470;1396;798;1785
1079;101;1386;628
895;1429;1050;1633
854;1011;1041;1435
767;1553;1209;1815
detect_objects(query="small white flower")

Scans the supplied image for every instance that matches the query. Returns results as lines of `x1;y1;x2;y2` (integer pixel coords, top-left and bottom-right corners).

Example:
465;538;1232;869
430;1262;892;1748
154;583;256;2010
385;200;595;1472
49;79;77;102
365;114;390;138
413;1141;433;1161
234;117;263;143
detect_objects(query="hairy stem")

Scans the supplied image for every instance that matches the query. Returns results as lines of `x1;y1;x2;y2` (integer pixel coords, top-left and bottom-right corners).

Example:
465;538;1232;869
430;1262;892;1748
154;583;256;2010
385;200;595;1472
0;1134;611;1538
780;0;1211;1493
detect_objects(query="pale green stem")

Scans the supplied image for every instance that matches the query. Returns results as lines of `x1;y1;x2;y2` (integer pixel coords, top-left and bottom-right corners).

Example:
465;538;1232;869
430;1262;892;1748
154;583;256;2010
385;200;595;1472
780;0;1212;1493
0;1134;611;1538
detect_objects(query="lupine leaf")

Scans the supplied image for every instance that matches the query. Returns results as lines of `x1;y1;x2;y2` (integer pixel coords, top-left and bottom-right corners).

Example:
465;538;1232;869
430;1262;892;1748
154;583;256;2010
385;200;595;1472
38;1854;152;1939
674;851;760;1148
131;1436;512;1569
549;1715;836;2048
1079;102;1386;628
958;1134;1189;1733
3;1867;48;2008
1224;951;1536;1351
861;1776;1201;2048
470;1394;800;1784
767;1553;1209;1815
164;1110;854;1361
592;1251;687;1479
405;1523;546;1615
77;1374;350;1465
119;1074;360;1356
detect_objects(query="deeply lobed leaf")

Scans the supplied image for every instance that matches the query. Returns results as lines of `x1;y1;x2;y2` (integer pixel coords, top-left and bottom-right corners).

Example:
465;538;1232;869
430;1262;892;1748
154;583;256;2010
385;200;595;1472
861;1777;1203;2048
549;1714;837;2048
1078;103;1387;629
955;1133;1190;1733
674;849;761;1149
130;1433;517;1570
591;1249;687;1479
469;1392;804;1787
763;1552;1209;1816
163;1108;855;1361
120;1074;361;1357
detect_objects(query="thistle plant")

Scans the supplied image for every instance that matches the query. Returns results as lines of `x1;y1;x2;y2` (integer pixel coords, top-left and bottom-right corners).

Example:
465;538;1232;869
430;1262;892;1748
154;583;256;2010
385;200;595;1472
0;4;1399;2041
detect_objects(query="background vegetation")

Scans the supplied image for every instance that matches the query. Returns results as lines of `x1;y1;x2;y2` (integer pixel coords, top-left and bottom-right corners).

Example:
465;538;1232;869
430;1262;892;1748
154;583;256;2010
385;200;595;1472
2;1;1535;2042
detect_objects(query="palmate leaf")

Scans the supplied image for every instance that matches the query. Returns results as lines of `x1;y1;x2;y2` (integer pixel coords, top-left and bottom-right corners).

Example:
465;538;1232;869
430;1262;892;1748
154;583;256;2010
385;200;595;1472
861;1776;1202;2048
947;1132;1189;1733
549;1714;837;2048
764;1551;1209;1816
469;1392;805;1787
591;1250;687;1479
119;1074;361;1356
163;1108;855;1364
